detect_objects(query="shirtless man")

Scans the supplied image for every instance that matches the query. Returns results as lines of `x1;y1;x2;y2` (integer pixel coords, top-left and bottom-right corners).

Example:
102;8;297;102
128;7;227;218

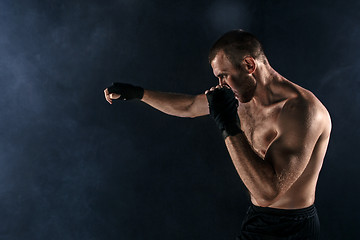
104;30;331;239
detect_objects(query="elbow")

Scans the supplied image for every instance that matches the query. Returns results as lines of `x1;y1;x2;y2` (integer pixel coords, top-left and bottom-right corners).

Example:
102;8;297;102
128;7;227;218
255;189;280;207
255;198;275;208
254;197;274;208
255;177;287;207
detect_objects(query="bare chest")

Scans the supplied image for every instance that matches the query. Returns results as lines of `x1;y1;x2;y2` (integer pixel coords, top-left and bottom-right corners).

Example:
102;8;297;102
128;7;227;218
238;104;283;158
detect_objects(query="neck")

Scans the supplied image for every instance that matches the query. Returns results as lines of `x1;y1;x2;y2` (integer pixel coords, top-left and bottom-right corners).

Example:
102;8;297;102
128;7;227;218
251;64;284;106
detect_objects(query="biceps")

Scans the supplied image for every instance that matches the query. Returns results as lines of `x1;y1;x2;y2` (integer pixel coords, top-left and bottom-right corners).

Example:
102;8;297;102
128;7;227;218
265;136;315;191
189;94;209;118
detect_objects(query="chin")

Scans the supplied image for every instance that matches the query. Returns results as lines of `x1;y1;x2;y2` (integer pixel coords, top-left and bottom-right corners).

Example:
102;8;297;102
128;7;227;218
239;93;254;103
239;96;252;103
239;86;256;103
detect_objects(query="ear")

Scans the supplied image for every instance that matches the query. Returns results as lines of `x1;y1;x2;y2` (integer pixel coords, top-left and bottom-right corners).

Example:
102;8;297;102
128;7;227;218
243;56;256;74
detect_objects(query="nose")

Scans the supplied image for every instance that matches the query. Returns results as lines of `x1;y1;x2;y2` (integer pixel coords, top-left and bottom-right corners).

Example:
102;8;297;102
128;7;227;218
218;78;225;86
219;78;230;88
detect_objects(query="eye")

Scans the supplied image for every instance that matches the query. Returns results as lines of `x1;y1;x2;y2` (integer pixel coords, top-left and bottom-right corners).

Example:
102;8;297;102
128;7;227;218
219;74;226;80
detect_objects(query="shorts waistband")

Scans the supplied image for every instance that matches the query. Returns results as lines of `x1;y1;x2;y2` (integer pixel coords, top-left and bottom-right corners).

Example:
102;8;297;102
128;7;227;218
250;203;317;217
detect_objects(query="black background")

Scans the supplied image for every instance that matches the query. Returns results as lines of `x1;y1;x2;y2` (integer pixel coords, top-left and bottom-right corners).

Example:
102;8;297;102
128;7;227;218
0;0;359;239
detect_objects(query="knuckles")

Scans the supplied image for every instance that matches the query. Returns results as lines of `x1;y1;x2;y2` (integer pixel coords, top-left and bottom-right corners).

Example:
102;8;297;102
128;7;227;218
206;85;224;95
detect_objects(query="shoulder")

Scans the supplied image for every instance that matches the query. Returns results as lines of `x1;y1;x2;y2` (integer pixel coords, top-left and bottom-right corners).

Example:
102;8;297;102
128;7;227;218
279;89;331;138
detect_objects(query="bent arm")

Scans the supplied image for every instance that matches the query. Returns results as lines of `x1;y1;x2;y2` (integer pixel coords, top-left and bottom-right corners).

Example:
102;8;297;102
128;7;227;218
225;99;325;207
141;89;209;118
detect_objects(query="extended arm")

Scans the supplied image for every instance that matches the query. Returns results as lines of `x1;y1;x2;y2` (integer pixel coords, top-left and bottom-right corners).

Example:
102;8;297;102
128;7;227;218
141;90;209;118
104;82;209;118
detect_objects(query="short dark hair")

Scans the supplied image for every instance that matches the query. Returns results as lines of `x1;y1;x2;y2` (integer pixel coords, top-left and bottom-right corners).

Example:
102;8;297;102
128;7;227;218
209;29;266;67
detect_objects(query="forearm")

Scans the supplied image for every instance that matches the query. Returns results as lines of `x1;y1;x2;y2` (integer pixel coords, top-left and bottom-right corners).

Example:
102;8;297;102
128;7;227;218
225;132;277;206
141;89;209;118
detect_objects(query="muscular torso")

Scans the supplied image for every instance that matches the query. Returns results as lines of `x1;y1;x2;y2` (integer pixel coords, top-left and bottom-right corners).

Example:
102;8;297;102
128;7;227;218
237;80;331;209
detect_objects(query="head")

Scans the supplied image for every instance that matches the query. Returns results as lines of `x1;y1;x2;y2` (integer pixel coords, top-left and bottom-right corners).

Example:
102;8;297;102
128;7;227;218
209;30;267;102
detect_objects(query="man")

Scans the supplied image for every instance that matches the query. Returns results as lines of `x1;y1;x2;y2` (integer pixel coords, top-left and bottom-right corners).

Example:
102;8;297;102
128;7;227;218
104;30;331;239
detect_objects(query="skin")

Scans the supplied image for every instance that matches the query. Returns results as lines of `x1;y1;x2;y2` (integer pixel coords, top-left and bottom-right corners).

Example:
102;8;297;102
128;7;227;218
210;51;331;208
104;50;331;209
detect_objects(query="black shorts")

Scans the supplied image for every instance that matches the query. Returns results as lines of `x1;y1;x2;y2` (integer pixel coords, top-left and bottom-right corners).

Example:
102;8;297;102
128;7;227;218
236;203;320;240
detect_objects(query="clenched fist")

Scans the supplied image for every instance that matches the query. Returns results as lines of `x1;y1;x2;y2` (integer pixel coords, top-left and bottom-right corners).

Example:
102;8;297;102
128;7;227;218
205;85;241;138
104;82;144;104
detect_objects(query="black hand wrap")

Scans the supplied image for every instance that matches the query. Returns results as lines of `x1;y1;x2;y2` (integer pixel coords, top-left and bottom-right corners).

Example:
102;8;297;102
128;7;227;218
107;82;144;100
206;87;241;139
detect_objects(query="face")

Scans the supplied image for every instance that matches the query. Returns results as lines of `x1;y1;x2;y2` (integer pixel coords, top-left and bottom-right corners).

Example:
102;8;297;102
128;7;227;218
211;51;256;103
